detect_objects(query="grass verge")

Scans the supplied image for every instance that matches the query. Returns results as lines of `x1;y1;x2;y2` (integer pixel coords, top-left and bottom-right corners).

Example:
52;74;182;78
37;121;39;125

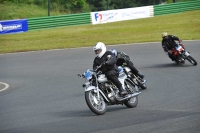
0;10;200;54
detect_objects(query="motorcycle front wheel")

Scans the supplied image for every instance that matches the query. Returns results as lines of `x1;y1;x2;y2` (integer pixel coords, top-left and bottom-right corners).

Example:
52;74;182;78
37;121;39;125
187;55;197;66
124;80;138;108
85;91;107;115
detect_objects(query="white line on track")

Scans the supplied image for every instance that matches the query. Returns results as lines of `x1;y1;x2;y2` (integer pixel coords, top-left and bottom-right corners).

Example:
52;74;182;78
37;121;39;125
0;82;9;92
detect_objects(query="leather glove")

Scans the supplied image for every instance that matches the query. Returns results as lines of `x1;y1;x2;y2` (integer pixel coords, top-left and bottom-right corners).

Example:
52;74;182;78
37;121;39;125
179;39;182;42
123;63;127;66
102;61;108;66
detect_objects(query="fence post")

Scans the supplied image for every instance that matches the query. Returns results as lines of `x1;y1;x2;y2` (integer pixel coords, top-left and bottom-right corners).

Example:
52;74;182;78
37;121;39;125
48;0;50;16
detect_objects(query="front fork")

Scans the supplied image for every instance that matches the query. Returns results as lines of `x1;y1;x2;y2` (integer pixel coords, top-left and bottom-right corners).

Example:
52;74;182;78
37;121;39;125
94;74;100;100
85;85;110;103
181;51;190;59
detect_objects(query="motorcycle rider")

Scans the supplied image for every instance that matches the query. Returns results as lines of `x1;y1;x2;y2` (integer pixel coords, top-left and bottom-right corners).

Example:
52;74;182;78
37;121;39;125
109;49;146;84
93;42;127;96
162;32;182;61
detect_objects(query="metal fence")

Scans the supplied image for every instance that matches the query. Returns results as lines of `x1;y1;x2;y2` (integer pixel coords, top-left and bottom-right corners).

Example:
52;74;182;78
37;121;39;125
154;0;200;16
28;12;91;31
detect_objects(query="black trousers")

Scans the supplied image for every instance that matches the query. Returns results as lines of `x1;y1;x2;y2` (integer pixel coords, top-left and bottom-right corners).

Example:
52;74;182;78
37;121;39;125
126;61;139;75
105;70;122;89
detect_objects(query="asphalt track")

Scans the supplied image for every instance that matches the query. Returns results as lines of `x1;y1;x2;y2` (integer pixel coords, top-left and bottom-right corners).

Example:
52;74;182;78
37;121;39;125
0;41;199;133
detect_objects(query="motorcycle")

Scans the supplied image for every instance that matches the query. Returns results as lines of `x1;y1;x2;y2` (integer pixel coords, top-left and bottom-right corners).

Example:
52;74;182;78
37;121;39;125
172;42;197;66
78;63;141;115
122;65;147;90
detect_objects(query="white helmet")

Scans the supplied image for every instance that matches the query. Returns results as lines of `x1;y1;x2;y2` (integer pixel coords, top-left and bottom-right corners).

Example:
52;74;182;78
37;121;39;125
93;42;106;58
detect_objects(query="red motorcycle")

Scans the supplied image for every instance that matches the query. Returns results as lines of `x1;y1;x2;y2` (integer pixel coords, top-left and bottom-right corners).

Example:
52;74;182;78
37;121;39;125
172;43;197;66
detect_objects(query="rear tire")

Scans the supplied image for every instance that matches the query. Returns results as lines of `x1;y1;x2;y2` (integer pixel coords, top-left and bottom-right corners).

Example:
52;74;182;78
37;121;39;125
85;91;107;115
124;80;138;108
187;55;197;66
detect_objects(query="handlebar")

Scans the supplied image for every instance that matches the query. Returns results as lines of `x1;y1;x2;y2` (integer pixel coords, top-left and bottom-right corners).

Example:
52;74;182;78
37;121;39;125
78;62;106;78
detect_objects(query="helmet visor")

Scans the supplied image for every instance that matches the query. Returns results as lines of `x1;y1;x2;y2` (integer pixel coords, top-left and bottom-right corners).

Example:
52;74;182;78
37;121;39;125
94;49;102;54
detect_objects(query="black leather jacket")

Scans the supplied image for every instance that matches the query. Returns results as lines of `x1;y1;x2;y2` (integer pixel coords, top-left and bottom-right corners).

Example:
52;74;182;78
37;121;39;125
115;51;130;66
162;35;180;52
93;51;118;73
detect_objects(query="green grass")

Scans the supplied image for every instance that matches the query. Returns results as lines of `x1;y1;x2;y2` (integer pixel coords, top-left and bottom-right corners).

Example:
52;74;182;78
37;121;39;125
0;10;200;54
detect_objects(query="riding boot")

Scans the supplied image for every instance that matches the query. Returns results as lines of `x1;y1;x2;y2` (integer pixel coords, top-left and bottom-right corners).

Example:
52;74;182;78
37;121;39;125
118;86;127;96
140;79;147;85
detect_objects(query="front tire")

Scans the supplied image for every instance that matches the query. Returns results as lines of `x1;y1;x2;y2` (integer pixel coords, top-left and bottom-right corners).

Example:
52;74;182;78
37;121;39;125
85;91;107;115
187;55;197;66
124;79;138;108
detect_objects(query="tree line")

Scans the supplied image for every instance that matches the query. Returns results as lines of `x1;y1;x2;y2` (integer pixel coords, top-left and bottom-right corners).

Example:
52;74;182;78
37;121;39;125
0;0;192;13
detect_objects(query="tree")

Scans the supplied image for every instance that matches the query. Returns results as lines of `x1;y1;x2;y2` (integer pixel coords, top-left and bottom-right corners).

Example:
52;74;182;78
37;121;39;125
86;0;113;11
111;0;137;9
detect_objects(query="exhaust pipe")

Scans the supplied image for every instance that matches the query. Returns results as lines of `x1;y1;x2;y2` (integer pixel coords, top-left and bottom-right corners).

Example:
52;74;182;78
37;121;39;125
119;92;141;101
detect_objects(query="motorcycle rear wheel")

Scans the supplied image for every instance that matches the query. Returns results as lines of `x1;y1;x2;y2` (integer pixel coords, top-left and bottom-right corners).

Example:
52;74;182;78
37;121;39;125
85;91;107;115
187;55;197;66
124;80;138;108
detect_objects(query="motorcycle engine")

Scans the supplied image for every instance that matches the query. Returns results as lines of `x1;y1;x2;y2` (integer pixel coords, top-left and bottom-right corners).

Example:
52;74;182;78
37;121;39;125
100;83;117;104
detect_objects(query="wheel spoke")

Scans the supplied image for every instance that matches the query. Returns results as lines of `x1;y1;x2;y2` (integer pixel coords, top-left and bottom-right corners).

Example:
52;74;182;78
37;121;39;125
88;91;105;112
129;97;136;103
125;80;136;93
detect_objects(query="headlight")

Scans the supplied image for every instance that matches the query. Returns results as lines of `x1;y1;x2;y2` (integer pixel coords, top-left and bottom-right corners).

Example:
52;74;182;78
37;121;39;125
82;82;90;88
